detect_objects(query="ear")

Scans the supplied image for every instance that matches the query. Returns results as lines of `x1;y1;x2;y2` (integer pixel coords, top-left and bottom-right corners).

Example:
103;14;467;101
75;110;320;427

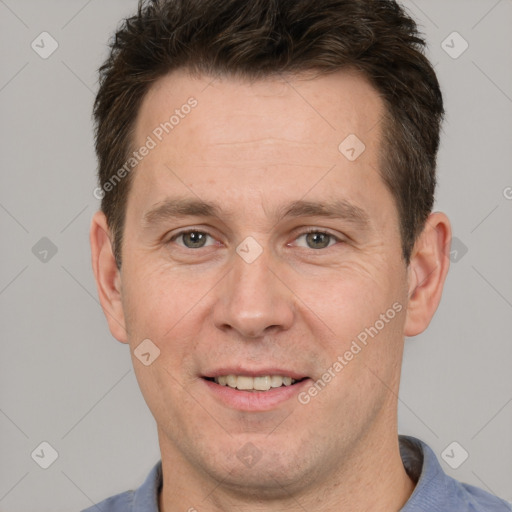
404;212;451;337
90;211;128;343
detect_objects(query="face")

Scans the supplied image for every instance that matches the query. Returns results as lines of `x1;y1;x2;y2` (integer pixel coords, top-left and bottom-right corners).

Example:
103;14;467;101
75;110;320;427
109;70;412;494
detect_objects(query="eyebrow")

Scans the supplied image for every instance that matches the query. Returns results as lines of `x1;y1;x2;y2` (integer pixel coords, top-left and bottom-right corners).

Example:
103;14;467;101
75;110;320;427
142;197;371;230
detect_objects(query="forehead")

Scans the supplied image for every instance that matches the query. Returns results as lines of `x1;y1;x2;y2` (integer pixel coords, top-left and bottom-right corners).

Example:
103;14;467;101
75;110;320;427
136;68;383;158
129;68;395;230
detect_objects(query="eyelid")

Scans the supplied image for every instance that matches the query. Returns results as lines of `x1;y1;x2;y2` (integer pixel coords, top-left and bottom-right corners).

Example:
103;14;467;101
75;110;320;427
297;227;341;238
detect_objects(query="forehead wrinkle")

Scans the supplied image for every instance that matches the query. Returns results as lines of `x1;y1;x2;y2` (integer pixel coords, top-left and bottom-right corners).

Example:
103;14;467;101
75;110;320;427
208;137;321;147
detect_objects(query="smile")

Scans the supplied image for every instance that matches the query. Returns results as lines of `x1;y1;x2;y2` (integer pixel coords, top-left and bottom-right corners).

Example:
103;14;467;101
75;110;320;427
201;371;311;411
208;374;302;391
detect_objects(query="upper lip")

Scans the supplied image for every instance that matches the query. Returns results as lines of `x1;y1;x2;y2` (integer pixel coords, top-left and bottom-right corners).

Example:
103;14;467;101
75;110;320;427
202;367;309;380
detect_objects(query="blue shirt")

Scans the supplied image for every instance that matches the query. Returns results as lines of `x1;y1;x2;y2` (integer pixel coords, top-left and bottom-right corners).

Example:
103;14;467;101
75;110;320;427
82;436;511;511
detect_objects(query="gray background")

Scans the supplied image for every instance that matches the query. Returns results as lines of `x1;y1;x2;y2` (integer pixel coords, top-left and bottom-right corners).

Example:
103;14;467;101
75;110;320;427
0;0;511;510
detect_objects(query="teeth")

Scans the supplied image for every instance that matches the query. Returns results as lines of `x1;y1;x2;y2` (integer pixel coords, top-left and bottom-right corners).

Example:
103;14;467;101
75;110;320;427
236;376;254;390
271;375;284;387
213;375;298;390
254;376;271;391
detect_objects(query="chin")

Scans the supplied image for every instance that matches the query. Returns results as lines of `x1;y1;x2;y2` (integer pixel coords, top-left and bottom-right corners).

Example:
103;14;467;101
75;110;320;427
190;433;321;497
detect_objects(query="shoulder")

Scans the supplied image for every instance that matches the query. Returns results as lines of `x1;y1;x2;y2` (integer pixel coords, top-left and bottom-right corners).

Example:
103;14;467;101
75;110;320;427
81;490;135;512
456;481;512;512
80;460;162;512
400;436;511;512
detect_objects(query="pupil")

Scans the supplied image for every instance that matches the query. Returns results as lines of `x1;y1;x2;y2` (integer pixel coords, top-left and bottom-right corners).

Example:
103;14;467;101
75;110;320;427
185;232;206;248
307;232;329;249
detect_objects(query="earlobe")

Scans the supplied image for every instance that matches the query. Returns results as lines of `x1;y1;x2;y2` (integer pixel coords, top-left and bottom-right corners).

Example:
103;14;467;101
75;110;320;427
404;212;451;337
90;211;128;343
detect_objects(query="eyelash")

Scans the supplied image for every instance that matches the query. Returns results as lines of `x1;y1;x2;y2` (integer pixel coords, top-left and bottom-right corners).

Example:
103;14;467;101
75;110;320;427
168;228;342;249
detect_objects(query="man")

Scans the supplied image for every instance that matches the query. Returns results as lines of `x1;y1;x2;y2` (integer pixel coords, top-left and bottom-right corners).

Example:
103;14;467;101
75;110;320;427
86;0;511;510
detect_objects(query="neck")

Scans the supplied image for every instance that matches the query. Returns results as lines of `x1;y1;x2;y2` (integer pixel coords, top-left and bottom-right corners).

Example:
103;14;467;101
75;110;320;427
158;424;415;512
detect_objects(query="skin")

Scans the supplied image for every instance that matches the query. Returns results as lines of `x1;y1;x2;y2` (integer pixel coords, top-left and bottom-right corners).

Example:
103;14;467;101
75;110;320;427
91;69;451;511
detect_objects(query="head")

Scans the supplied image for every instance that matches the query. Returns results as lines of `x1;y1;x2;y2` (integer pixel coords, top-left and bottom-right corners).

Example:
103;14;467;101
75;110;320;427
91;0;451;501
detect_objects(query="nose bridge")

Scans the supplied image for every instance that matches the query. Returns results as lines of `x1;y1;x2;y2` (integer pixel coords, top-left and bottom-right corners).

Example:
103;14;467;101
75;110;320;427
213;244;294;338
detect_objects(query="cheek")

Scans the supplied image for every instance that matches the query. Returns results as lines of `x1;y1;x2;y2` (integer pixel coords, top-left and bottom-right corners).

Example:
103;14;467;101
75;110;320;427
292;256;402;335
121;260;209;342
290;255;407;400
122;263;208;419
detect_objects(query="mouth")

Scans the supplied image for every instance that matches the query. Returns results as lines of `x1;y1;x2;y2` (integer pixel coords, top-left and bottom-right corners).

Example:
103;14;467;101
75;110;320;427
201;370;311;411
203;374;308;391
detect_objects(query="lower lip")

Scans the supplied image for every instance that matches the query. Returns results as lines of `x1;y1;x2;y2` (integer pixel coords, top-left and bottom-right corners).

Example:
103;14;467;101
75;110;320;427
202;378;312;411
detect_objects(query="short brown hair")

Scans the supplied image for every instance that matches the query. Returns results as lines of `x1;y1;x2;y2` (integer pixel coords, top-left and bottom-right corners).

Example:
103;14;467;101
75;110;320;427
94;0;444;267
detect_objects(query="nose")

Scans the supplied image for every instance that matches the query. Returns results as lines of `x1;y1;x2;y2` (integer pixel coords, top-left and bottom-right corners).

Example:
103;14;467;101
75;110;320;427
212;246;295;339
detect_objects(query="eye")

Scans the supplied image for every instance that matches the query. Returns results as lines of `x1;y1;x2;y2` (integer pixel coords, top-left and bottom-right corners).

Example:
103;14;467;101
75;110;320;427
293;230;340;250
170;230;216;249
